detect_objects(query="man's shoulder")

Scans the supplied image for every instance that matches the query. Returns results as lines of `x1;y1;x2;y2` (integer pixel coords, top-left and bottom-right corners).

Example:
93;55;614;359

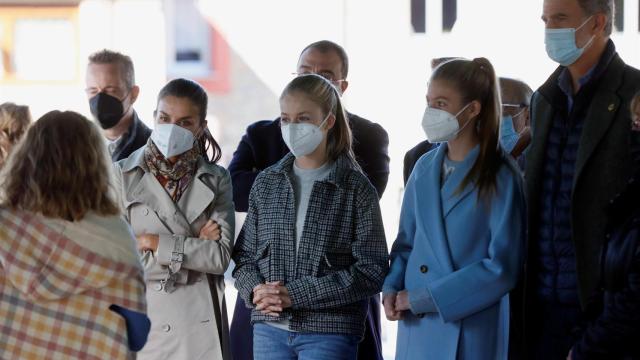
246;119;280;136
405;140;434;160
347;112;388;141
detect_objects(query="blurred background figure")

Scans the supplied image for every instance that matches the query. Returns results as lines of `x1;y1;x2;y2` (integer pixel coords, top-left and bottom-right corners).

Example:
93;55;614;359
0;110;149;359
567;91;640;359
498;77;533;170
0;102;31;168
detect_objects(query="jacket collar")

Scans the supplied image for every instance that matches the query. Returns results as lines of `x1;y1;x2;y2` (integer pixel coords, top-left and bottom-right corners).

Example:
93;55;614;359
437;144;481;218
531;40;624;190
539;39;617;102
264;152;358;189
121;145;218;227
112;111;143;156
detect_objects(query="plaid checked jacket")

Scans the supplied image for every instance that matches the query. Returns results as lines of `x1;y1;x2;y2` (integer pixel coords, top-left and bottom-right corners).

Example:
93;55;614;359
0;208;148;359
232;153;389;336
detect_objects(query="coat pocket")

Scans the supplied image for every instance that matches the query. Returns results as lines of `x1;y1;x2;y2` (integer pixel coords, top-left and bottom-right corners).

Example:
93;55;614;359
320;246;354;275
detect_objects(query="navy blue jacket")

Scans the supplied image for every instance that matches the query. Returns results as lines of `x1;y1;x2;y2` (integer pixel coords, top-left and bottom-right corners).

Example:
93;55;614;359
112;111;152;162
228;113;390;211
402;140;436;185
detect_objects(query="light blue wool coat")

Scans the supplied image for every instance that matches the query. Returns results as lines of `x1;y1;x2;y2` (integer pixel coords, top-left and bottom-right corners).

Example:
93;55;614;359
383;144;526;360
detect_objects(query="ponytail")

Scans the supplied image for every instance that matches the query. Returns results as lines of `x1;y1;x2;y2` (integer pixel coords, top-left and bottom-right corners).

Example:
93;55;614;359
432;57;503;200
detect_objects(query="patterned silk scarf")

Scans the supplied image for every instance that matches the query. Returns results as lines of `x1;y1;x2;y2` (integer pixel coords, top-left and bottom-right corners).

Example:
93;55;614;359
143;138;199;202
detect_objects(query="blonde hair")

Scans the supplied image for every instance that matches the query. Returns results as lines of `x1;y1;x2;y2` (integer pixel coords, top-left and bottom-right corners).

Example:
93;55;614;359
0;102;31;168
280;74;356;163
431;57;503;200
0;111;120;221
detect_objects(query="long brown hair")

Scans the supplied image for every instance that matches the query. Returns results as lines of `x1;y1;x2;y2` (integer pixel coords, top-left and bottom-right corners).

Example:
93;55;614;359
157;78;222;163
0;102;31;168
432;57;503;199
0;111;120;221
280;74;356;164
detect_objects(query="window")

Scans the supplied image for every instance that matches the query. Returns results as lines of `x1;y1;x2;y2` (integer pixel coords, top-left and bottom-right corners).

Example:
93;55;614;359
614;0;624;32
166;0;211;78
165;0;230;93
411;0;426;33
443;0;457;32
0;6;78;83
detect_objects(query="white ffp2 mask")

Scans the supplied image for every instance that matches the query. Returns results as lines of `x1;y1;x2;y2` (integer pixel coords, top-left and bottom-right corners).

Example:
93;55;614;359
421;103;472;143
280;114;330;157
151;124;195;158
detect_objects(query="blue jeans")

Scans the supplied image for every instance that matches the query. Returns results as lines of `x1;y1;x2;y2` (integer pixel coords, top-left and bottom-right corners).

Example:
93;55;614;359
253;322;360;360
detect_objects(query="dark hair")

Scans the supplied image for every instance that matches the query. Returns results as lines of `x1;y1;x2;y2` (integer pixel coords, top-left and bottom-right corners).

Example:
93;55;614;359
498;78;533;106
88;49;136;90
280;74;356;164
578;0;614;35
156;78;221;163
431;57;458;70
431;57;503;200
0;111;120;221
299;40;349;79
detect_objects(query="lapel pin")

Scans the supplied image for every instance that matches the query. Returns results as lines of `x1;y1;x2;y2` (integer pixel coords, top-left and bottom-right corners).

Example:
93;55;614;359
608;103;615;112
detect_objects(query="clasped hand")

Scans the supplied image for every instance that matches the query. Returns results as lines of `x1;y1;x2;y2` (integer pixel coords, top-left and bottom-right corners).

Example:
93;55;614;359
383;290;410;321
252;281;292;316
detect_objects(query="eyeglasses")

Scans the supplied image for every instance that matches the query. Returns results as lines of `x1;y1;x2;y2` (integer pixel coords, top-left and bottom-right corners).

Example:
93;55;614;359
502;103;527;117
291;71;345;84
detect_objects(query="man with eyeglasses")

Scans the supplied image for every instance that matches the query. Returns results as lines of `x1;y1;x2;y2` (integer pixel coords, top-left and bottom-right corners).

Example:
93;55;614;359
498;77;533;170
228;40;389;360
85;49;151;162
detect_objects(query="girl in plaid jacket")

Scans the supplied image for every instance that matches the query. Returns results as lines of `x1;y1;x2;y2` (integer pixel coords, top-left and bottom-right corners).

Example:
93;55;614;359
232;74;389;360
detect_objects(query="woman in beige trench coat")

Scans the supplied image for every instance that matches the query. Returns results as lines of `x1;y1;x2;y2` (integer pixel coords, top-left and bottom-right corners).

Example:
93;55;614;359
114;78;234;360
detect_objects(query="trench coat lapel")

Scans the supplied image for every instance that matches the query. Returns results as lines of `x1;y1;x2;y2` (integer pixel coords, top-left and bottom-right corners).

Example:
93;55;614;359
177;159;216;225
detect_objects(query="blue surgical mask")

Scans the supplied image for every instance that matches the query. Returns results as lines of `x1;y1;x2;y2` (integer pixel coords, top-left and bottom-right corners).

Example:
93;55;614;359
545;16;594;66
500;116;520;154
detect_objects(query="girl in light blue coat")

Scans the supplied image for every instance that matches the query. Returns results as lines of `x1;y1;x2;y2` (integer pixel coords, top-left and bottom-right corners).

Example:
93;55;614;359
383;57;526;360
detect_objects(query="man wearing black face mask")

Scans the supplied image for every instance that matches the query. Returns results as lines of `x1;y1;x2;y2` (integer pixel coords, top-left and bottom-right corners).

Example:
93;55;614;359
85;49;151;162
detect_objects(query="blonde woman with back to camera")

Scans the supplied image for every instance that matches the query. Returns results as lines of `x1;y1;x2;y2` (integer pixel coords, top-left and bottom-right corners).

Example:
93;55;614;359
0;111;150;359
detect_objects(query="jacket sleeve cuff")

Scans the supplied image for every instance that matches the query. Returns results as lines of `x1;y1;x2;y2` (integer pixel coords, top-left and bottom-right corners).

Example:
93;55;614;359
286;279;314;309
382;285;399;294
408;287;438;315
156;234;180;266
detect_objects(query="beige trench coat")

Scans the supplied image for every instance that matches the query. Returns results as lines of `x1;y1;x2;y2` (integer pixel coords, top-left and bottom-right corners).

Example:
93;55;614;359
114;146;234;360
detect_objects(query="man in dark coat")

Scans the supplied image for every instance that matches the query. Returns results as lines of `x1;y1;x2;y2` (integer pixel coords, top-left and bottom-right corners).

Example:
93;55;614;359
515;1;640;358
228;40;390;360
